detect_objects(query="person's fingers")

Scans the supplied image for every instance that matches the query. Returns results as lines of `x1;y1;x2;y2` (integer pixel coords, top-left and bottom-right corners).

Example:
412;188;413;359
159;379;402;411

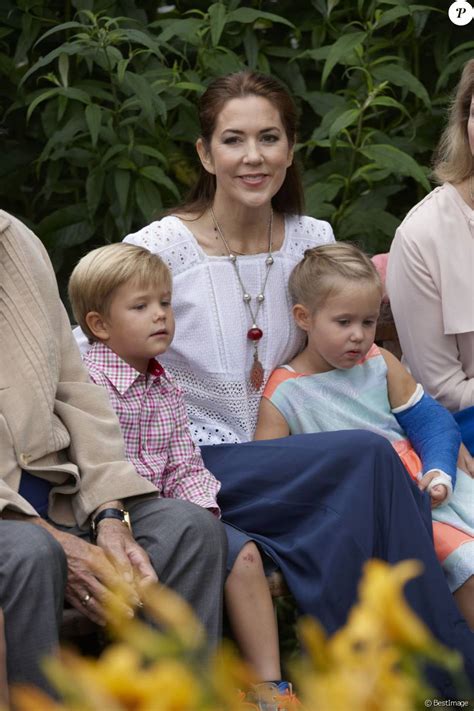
97;525;157;588
127;545;158;587
430;484;445;498
429;484;448;509
96;522;136;584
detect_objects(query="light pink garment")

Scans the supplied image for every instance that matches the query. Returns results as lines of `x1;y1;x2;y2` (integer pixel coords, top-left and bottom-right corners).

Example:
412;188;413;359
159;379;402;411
387;183;474;412
371;252;389;303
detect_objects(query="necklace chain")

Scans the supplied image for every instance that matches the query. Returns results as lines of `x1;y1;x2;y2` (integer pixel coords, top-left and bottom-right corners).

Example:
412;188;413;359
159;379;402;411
209;206;274;389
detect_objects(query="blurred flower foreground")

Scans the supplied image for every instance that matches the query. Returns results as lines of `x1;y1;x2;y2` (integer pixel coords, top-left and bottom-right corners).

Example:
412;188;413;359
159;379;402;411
10;560;469;711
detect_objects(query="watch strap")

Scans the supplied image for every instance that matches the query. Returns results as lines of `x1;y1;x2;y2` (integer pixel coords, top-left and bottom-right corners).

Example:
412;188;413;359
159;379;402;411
90;508;130;541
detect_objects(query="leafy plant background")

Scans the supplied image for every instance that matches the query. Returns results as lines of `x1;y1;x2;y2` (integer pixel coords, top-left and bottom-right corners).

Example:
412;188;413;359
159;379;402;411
1;0;473;294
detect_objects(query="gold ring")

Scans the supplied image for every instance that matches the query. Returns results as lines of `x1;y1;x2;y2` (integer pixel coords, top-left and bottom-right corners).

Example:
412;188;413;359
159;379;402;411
82;593;91;606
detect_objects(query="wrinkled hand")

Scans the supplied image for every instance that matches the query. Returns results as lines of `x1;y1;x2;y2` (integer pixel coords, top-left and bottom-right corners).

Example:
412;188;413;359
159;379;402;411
457;442;474;478
418;470;448;509
96;519;158;595
53;529;134;626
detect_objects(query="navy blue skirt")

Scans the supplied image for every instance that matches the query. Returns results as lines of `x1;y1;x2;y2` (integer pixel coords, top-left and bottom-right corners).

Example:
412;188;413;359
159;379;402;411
201;430;474;694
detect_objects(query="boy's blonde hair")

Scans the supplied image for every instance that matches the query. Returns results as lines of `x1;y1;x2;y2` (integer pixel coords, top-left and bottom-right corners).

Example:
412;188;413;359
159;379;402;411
289;242;382;311
68;243;172;342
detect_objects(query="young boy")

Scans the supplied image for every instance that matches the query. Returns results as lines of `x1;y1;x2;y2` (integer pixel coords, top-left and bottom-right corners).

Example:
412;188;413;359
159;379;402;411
68;243;295;710
68;243;221;514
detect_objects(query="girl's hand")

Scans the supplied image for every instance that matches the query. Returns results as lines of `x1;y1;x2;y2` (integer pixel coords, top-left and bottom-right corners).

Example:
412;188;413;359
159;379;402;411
418;470;449;509
457;442;474;478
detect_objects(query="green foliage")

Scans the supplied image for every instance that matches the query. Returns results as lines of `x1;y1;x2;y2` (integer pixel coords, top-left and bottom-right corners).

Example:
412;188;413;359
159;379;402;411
0;0;472;286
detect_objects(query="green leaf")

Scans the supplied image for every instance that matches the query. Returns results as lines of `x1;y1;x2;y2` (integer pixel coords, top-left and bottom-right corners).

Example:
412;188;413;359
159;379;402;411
372;65;430;108
329;108;360;139
117;58;130;84
58;53;69;88
244;27;259;69
26;88;60;122
58;87;91;104
157;19;204;44
101;144;128;166
118;29;163;58
322;31;367;86
85;104;101;147
20;42;85;86
300;91;345;117
114;169;131;214
86;168;105;216
135;145;167;165
33;21;86;46
209;3;227;46
226;8;294;28
135;178;163;222
123;71;155;125
327;0;342;17
338;208;400;239
139;166;180;198
305;181;341;216
173;81;205;93
375;5;411;28
38;205;94;250
360;144;430;191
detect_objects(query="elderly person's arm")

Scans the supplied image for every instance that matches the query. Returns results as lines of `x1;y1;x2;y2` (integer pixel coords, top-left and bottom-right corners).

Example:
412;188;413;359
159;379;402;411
387;224;474;412
0;211;158;623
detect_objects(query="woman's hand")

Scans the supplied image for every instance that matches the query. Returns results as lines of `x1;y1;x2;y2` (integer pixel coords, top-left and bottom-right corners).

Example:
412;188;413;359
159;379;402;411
418;470;449;509
457;442;474;478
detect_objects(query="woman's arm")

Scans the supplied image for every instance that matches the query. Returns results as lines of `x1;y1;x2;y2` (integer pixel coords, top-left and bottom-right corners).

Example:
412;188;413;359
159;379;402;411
387;226;474;411
254;398;290;440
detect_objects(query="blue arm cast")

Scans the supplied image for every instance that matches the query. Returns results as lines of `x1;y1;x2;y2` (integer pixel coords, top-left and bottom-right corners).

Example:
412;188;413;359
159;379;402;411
393;393;461;488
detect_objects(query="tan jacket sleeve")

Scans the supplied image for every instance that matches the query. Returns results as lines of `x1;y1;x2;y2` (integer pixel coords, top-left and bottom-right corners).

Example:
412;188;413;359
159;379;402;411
0;211;157;526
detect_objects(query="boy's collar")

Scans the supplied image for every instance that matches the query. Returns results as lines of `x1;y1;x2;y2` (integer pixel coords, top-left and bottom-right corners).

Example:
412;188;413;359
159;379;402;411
148;359;165;377
87;342;165;394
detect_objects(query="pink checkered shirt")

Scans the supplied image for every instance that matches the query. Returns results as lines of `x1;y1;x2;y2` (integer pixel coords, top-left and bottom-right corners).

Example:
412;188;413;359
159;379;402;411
83;342;220;515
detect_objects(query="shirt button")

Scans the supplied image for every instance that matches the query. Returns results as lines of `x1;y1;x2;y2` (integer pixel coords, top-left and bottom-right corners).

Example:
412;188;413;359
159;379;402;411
20;453;31;466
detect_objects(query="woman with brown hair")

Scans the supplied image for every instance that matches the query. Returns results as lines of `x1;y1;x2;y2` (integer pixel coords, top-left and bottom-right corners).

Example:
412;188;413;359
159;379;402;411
388;59;474;629
76;70;474;698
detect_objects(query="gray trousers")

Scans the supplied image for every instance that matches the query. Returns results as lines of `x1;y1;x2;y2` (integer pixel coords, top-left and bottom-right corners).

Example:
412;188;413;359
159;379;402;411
1;497;227;690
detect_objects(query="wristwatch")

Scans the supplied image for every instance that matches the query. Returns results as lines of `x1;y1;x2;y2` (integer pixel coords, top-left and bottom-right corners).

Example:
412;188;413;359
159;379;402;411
90;508;131;542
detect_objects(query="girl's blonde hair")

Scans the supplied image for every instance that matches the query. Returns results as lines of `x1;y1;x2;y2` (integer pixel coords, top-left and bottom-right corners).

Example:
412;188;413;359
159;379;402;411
68;243;171;342
433;58;474;184
289;242;382;311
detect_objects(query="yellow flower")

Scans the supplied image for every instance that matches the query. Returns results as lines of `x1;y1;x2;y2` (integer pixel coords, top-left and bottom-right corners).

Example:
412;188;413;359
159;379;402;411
44;645;202;710
355;559;431;649
294;559;463;711
140;583;205;650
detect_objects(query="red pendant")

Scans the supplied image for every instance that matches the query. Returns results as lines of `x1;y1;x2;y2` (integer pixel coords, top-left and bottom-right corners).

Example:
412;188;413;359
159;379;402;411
247;327;263;341
250;357;264;390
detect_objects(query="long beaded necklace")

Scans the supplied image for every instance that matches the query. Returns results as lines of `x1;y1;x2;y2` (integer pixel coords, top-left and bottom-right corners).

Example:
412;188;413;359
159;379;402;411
209;206;274;390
